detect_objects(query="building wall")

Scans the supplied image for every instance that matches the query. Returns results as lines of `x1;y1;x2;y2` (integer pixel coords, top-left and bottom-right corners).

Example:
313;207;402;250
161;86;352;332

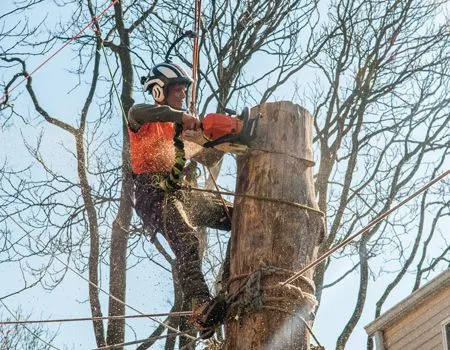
383;286;450;350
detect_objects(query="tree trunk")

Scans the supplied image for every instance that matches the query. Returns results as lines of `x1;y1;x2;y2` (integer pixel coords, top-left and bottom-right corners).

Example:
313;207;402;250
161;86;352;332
106;2;134;348
225;101;325;350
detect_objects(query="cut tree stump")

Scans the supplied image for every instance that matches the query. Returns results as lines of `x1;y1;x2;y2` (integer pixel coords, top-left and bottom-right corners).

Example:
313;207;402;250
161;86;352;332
225;101;325;350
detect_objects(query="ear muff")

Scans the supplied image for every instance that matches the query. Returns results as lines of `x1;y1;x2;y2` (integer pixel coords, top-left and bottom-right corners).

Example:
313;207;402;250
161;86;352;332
152;84;165;103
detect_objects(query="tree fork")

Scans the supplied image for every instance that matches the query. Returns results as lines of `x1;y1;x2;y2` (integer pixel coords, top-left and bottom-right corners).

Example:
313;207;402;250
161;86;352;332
225;101;325;350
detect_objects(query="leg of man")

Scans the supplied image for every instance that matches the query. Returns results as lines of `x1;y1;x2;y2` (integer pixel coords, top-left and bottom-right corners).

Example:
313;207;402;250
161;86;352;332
183;190;233;231
183;190;233;290
163;196;211;305
133;174;210;305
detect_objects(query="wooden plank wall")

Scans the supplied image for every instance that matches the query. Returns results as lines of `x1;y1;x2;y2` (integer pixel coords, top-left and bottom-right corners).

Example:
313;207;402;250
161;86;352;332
383;287;450;349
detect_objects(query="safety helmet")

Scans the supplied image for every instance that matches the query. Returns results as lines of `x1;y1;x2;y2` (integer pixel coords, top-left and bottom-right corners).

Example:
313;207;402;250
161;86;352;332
141;62;193;103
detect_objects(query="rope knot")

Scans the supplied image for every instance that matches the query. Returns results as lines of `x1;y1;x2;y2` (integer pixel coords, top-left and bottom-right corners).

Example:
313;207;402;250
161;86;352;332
226;265;318;320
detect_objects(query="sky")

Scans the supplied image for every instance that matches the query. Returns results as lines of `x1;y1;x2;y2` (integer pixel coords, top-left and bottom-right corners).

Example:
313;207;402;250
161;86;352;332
0;1;449;350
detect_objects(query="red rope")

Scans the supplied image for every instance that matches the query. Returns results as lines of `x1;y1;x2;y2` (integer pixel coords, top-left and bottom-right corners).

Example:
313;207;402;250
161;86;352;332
0;0;119;105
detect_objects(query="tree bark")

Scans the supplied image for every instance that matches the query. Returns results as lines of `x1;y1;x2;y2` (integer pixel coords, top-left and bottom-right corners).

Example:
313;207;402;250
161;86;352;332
106;2;134;347
225;101;325;350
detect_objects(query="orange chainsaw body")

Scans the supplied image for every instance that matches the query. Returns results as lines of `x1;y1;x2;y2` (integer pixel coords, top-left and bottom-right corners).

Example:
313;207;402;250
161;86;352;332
198;107;258;153
202;113;243;141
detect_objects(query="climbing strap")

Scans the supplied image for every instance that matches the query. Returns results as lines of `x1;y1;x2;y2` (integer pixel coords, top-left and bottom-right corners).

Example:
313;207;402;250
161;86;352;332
184;186;325;217
166;123;186;190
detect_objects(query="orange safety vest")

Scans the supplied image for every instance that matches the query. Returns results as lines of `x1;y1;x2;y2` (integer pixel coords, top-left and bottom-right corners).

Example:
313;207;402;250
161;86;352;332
128;122;175;174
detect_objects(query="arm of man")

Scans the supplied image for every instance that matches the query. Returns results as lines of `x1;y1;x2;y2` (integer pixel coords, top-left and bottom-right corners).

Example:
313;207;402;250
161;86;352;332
128;103;218;164
128;104;184;131
128;104;200;132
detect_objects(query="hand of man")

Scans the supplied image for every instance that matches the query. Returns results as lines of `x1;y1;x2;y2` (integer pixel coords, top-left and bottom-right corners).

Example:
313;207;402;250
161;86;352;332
182;113;201;131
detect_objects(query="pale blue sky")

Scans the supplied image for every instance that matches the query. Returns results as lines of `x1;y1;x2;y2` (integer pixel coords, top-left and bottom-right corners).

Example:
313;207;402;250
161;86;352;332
1;1;449;349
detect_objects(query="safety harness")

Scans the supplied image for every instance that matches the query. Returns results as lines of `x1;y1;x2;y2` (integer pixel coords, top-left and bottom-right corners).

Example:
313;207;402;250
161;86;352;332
165;123;186;191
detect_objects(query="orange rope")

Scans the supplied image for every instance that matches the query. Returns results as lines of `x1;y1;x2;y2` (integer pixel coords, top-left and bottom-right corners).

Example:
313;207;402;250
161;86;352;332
189;0;234;241
190;0;202;114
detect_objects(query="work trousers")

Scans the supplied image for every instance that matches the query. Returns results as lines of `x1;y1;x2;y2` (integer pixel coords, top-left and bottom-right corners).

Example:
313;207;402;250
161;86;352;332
133;172;232;305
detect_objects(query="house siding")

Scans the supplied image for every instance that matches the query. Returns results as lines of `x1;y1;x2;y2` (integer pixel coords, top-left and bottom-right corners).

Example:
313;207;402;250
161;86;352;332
383;286;450;350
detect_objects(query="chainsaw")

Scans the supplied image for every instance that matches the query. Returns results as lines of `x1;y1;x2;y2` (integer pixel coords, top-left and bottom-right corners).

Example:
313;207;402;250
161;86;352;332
199;107;259;153
165;32;260;153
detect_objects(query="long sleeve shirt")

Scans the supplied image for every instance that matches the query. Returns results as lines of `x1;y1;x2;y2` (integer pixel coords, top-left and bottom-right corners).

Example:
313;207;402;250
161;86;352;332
127;103;184;174
127;104;184;132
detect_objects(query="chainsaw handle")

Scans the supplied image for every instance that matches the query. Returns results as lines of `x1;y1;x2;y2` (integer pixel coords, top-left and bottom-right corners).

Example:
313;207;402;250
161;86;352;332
223;108;236;115
182;113;201;131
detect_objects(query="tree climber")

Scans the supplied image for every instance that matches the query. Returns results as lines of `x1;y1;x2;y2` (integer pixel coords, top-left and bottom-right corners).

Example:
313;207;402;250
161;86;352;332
128;61;231;339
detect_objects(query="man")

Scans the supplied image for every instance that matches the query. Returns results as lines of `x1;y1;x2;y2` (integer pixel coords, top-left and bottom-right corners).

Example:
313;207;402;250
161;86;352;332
128;61;231;338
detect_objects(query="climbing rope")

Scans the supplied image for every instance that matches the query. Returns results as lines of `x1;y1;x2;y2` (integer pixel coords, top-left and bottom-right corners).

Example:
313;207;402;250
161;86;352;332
92;333;191;350
281;169;450;286
185;186;325;217
190;0;202;114
166;0;235;226
204;167;233;222
0;311;193;326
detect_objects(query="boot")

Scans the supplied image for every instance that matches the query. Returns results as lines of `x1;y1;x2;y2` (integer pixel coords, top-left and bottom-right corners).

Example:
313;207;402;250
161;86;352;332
192;295;228;339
